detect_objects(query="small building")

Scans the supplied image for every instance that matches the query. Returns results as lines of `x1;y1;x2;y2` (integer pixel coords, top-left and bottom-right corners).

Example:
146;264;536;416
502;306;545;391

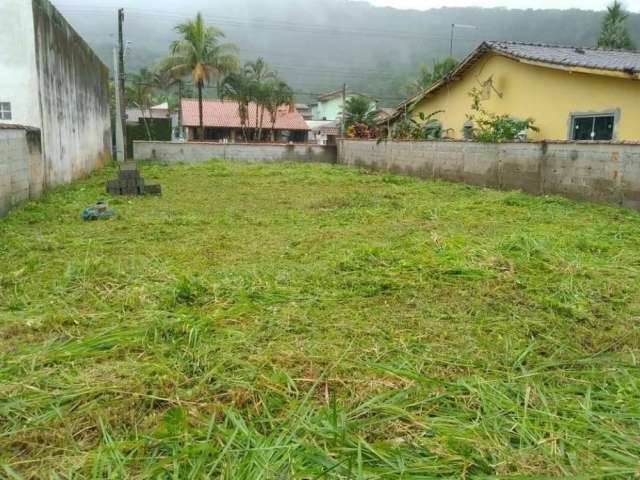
395;41;640;142
181;99;309;142
295;103;313;121
126;102;171;125
310;90;377;122
310;90;346;121
307;120;339;145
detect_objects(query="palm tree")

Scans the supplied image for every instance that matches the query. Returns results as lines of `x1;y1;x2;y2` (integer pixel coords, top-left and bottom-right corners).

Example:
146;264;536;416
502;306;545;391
408;57;457;95
597;1;636;50
263;80;294;142
149;67;179;108
343;95;377;129
220;71;253;141
245;57;275;140
165;13;238;140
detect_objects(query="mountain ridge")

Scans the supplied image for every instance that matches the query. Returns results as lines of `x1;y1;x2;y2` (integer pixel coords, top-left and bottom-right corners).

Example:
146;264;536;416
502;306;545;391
52;0;640;104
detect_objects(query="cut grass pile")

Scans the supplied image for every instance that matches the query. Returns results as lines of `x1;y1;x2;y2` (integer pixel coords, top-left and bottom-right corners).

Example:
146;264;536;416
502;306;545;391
1;159;639;478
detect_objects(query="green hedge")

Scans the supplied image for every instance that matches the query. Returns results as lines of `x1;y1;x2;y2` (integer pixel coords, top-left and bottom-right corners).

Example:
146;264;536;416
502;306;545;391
126;118;172;157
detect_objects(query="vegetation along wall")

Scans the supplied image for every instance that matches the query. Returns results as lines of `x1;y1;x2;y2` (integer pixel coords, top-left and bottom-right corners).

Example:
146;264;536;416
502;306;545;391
339;139;640;209
126;119;172;158
31;0;111;187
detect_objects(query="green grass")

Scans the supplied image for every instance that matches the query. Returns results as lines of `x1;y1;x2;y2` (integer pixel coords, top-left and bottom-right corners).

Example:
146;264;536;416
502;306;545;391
1;160;639;478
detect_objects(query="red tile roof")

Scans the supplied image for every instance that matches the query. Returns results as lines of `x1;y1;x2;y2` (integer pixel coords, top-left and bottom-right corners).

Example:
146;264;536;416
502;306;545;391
181;99;309;131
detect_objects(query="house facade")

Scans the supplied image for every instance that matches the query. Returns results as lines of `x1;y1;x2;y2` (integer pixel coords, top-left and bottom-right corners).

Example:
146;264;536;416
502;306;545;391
295;103;313;121
0;0;111;187
311;90;346;121
181;99;309;143
400;41;640;142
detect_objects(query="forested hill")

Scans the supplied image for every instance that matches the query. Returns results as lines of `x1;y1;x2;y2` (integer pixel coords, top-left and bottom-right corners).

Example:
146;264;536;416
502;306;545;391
54;0;640;105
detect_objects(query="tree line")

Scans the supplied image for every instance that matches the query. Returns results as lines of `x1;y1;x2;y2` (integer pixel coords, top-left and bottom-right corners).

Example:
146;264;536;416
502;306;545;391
125;13;294;142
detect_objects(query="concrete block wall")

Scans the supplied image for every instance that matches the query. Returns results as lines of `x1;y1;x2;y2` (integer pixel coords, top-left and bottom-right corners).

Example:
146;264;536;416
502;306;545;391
0;127;43;217
134;141;337;164
339;139;640;209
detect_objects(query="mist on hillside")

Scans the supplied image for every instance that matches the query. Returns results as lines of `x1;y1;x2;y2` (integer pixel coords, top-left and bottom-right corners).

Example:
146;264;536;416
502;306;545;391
53;0;639;105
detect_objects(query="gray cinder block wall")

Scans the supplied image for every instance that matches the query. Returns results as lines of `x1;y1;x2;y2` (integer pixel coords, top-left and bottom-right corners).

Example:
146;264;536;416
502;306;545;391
0;126;43;216
338;139;640;209
134;141;338;164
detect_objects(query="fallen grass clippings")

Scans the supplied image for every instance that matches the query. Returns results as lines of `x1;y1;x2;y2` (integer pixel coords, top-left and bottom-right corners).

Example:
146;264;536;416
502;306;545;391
1;160;639;478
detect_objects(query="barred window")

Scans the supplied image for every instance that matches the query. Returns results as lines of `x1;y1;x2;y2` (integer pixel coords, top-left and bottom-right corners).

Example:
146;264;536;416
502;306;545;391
571;114;614;141
0;102;11;121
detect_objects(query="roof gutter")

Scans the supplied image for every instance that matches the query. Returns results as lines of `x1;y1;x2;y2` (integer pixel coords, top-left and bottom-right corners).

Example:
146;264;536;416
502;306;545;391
512;57;640;80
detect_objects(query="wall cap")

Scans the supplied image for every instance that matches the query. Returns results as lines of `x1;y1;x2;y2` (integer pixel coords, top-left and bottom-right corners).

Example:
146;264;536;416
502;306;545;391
0;124;40;132
338;138;640;146
133;140;336;148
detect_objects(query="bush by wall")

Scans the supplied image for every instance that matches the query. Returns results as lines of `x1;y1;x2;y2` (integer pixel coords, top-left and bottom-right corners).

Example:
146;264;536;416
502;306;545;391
126;119;172;157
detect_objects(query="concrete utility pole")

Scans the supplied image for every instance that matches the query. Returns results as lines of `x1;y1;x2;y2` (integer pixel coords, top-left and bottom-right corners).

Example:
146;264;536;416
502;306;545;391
178;80;183;140
340;83;346;137
113;48;125;162
118;8;127;157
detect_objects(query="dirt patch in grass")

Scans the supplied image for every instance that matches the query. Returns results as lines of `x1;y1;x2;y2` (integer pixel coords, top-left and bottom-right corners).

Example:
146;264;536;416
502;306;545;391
1;160;639;478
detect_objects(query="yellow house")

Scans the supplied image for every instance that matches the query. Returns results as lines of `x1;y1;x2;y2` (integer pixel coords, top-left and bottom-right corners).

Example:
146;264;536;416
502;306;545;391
399;41;640;141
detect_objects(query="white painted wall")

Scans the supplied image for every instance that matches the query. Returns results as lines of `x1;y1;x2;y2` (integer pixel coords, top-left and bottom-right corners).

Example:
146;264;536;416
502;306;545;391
0;0;41;128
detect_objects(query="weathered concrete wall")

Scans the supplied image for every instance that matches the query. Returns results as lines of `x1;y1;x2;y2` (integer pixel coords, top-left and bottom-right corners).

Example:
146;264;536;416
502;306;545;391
0;126;43;217
31;0;112;187
0;1;41;128
134;141;338;164
339;139;640;209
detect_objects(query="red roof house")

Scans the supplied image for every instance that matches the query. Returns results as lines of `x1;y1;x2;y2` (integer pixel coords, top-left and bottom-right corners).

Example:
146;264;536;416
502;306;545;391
181;99;309;142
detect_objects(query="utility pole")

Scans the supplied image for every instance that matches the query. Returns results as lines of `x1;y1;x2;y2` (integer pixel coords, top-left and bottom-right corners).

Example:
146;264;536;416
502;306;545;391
178;79;183;140
118;8;127;158
340;83;346;137
113;48;125;162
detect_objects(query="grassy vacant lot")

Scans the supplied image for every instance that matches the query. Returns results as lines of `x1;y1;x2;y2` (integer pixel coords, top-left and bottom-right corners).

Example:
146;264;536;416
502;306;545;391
1;160;639;479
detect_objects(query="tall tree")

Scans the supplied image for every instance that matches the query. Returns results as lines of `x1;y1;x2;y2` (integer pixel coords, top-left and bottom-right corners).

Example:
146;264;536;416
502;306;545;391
220;71;253;141
597;1;636;50
245;57;275;140
263;80;294;142
407;57;457;95
165;13;238;140
149;67;180;109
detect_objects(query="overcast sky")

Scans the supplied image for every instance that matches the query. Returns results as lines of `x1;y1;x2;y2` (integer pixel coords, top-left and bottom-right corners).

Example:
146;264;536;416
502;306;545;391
366;0;640;11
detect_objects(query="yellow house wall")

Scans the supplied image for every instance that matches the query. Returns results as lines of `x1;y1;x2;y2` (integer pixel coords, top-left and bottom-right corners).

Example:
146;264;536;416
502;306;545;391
412;53;640;141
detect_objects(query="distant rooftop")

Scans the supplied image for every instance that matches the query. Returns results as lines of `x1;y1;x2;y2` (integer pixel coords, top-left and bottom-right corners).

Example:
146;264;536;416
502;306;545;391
317;90;343;102
181;99;309;130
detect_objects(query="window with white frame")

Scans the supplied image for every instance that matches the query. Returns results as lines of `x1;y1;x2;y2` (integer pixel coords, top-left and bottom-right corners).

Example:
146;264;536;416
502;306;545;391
0;102;11;120
571;113;614;141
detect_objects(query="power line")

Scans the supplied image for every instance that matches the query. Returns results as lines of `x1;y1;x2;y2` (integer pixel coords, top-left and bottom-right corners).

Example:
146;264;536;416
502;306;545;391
129;81;407;101
55;4;484;43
